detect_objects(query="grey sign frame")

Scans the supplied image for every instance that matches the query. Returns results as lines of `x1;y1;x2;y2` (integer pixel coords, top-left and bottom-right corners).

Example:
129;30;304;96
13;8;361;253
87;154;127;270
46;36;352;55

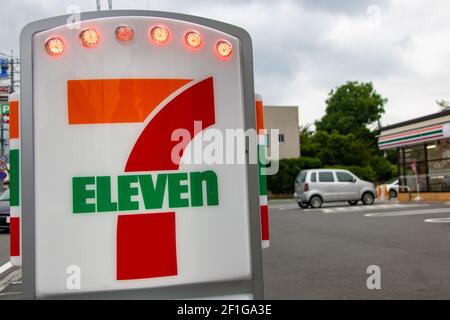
20;10;264;300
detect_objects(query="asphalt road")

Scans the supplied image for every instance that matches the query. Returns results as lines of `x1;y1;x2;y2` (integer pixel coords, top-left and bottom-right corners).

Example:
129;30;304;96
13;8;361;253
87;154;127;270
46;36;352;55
1;200;450;299
0;231;9;267
263;200;450;299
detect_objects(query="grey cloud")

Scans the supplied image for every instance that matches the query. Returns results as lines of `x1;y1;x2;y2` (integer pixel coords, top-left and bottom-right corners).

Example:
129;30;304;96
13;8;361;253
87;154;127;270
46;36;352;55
301;0;389;15
1;0;450;128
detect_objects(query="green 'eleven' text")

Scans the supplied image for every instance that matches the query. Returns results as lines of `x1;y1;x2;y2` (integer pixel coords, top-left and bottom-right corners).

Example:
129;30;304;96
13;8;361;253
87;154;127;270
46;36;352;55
72;170;219;214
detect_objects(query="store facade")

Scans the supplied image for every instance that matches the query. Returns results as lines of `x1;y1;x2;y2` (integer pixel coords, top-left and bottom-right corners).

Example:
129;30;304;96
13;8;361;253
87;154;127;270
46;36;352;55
379;110;450;201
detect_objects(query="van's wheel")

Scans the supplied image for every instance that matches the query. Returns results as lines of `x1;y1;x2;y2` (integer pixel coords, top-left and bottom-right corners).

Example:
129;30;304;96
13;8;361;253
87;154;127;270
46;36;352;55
309;195;323;209
362;192;375;205
348;200;358;206
389;189;397;199
298;202;309;209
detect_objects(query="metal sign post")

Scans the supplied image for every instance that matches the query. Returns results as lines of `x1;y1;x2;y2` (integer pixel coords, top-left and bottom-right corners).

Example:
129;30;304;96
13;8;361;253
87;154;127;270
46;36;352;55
20;10;263;300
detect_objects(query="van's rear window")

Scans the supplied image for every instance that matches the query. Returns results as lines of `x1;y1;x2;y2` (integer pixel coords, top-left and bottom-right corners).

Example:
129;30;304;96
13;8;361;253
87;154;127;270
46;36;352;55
297;171;307;183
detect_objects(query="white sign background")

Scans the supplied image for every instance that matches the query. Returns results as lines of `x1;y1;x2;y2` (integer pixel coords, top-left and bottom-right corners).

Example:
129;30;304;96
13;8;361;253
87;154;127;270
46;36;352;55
32;16;252;297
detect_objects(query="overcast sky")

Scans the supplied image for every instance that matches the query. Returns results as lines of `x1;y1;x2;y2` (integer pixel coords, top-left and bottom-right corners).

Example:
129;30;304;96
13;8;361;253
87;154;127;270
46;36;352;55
1;0;450;128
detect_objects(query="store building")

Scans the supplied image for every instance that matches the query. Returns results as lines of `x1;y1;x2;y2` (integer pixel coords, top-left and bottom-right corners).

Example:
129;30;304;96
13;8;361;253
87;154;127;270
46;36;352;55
379;109;450;201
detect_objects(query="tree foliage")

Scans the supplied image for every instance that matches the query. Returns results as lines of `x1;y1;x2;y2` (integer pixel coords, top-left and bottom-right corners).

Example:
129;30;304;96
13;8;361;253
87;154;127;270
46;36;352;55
268;81;396;194
316;81;387;136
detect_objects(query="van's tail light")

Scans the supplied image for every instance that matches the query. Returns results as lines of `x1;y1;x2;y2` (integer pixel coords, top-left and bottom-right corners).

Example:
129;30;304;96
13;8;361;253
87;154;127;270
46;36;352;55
304;183;309;192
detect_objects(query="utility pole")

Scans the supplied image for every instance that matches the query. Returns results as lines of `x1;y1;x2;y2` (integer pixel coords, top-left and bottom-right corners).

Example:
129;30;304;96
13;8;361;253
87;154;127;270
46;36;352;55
96;0;112;11
0;50;19;158
10;50;14;94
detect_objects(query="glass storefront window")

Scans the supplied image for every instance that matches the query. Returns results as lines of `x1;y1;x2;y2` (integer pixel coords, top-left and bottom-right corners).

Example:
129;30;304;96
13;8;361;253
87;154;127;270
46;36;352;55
398;139;450;192
402;145;426;192
427;139;450;160
427;139;450;191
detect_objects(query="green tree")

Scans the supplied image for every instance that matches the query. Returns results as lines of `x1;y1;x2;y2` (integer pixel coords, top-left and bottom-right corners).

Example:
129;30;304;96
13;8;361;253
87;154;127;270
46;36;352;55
301;81;394;182
316;81;387;138
299;124;317;157
311;130;372;166
269;81;396;195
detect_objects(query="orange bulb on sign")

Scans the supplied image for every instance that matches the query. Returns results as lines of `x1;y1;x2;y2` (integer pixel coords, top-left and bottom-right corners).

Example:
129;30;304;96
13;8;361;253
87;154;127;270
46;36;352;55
185;31;203;48
115;25;134;43
80;28;100;48
150;26;170;45
45;37;65;56
216;40;233;58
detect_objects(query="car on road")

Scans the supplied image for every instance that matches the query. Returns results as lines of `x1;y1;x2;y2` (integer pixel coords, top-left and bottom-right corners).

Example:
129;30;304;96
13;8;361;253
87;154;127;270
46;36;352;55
383;178;400;198
0;189;10;230
294;169;377;208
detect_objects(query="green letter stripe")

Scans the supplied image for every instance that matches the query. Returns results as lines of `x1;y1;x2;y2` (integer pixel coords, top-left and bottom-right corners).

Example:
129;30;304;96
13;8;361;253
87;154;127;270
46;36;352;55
73;177;96;213
258;145;268;196
190;171;219;206
10;149;19;206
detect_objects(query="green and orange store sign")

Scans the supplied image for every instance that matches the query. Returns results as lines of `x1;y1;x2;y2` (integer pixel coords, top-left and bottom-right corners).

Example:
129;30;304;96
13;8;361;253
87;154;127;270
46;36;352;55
378;123;450;150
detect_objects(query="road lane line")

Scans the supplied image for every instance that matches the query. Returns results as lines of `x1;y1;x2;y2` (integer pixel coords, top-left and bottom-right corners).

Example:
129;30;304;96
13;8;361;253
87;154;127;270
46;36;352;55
275;203;430;214
424;217;450;223
278;205;298;210
323;204;427;214
365;208;450;217
0;262;12;276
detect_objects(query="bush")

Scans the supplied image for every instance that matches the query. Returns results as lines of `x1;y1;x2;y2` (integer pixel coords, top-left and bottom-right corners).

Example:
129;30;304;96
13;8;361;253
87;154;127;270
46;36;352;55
328;165;376;182
267;157;321;194
267;157;396;195
369;156;398;183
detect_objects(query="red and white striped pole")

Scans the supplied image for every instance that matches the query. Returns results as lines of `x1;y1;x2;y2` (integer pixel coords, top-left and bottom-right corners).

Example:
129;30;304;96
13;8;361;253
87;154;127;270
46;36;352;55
255;94;269;249
9;92;21;266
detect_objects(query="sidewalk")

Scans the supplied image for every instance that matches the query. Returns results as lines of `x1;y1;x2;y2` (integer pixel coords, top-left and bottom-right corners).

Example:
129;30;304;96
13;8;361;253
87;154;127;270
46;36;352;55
0;265;22;300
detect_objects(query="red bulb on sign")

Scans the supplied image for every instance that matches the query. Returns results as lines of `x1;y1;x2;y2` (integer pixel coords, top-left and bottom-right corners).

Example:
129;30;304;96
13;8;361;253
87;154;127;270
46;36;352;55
185;31;203;48
80;28;100;48
150;26;170;45
115;25;134;43
216;40;233;58
45;37;65;56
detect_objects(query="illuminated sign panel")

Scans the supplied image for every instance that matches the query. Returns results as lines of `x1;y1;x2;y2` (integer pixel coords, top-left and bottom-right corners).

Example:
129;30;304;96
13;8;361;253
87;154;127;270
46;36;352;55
21;11;263;299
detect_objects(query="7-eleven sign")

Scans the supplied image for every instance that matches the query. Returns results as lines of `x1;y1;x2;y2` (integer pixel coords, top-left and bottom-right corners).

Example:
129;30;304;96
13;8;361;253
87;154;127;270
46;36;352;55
21;12;263;299
69;77;216;281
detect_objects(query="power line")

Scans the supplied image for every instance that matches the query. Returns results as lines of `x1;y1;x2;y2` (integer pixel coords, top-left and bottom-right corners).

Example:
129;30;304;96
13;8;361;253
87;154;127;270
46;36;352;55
0;51;20;60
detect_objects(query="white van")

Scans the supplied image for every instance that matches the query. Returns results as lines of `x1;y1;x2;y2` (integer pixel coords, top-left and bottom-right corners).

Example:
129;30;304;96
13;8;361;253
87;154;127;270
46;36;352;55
294;169;377;208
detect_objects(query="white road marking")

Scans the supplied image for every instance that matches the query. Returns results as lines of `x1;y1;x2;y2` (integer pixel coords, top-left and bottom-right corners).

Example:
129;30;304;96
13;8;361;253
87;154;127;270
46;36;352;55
274;203;432;214
0;268;21;293
322;204;427;214
0;262;12;276
278;205;298;210
424;217;450;223
365;207;450;217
